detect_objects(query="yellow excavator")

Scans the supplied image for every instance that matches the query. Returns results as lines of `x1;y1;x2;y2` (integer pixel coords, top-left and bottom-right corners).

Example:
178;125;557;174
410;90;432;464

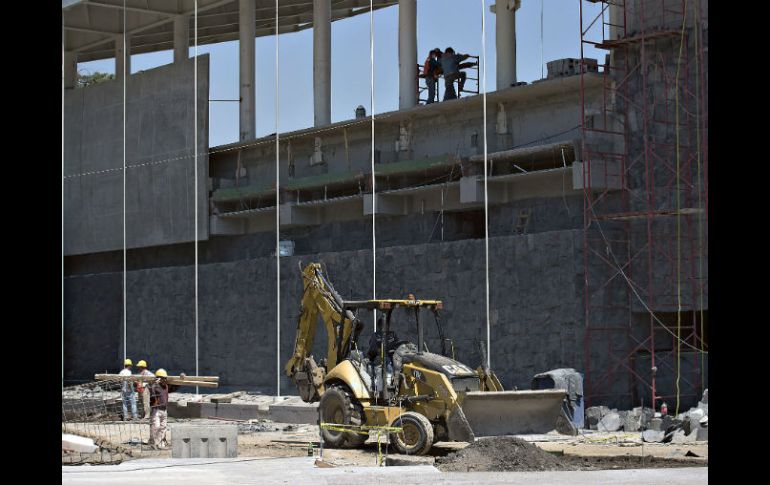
285;262;567;455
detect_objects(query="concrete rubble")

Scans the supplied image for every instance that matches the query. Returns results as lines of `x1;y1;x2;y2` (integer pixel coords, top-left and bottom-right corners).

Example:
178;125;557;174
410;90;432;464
586;388;708;444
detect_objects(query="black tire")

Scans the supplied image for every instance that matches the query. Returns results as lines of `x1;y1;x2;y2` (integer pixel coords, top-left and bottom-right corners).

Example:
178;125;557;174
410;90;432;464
318;384;366;449
391;412;434;455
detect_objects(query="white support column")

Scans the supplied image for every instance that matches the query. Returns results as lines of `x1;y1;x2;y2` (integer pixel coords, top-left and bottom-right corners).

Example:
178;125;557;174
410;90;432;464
495;0;519;89
609;3;623;40
64;51;77;89
115;33;131;80
398;0;417;109
239;0;256;140
313;0;331;127
174;14;190;64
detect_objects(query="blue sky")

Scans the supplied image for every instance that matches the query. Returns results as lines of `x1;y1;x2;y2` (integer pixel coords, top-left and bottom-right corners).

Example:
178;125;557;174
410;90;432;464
77;0;606;147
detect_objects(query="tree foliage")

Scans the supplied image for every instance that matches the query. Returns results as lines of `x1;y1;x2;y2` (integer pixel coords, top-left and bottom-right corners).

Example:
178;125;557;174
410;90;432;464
77;71;115;88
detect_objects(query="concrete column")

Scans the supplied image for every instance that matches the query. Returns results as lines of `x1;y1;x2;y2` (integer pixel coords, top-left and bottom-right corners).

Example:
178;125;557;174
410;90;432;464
495;0;519;89
115;33;131;80
313;0;331;126
174;14;190;63
64;51;77;89
398;0;417;109
239;0;256;140
609;3;623;40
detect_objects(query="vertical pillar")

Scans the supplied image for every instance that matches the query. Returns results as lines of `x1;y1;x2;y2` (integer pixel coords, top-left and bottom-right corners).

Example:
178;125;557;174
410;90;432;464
64;51;77;89
609;3;623;40
313;0;331;126
495;0;519;89
115;33;131;80
398;0;417;109
174;14;190;63
239;0;256;140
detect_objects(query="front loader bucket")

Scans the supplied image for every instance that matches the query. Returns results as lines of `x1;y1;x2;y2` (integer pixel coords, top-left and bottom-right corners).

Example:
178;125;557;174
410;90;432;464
459;389;568;437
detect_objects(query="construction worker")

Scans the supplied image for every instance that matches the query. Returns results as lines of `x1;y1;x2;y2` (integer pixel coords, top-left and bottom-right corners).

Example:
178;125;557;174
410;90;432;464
441;47;471;101
118;359;138;421
135;360;154;420
149;369;185;449
423;48;443;104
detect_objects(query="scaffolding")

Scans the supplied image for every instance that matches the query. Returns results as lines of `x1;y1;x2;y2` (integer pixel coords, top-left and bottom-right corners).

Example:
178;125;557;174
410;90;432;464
579;0;708;410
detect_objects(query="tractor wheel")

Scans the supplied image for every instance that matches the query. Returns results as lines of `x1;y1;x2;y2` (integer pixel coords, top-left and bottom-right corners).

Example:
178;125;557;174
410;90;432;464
391;412;434;455
318;384;366;449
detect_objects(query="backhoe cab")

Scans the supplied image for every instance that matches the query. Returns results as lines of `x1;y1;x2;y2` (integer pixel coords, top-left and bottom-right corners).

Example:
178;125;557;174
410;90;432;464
285;262;567;455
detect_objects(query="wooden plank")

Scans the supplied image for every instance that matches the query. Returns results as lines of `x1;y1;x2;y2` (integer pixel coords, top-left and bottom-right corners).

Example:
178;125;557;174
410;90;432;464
171;380;218;388
94;374;219;382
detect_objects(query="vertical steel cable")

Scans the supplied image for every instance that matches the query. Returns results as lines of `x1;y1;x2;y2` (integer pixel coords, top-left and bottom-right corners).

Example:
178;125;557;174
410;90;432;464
62;32;66;389
481;0;490;370
370;0;377;331
275;0;282;396
122;0;127;363
194;0;200;393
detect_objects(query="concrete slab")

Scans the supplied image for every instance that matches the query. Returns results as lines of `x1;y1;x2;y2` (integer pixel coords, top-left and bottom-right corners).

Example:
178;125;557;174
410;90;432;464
188;402;268;421
268;399;319;424
62;457;708;484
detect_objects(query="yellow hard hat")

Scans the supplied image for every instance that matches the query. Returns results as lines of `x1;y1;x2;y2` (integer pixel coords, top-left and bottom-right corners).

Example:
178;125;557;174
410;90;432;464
155;368;168;378
124;359;133;366
137;360;147;368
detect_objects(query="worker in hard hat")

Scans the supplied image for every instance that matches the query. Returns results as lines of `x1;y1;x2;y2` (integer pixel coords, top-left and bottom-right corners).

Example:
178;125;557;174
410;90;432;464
135;360;154;420
149;369;185;449
118;359;138;421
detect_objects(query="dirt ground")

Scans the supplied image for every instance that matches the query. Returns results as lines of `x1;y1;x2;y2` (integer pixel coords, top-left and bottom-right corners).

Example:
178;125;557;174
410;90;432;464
63;418;708;471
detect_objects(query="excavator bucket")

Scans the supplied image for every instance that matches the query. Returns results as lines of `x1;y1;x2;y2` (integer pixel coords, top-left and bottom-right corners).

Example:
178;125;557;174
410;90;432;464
459;389;569;438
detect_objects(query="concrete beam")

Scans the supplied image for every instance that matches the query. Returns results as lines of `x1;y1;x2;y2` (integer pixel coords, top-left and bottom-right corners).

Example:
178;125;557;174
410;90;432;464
495;0;519;89
239;0;256;140
460;176;505;204
398;0;417;109
210;215;247;235
279;204;318;227
174;14;190;64
115;33;130;80
313;0;331;127
363;194;406;216
64;51;77;89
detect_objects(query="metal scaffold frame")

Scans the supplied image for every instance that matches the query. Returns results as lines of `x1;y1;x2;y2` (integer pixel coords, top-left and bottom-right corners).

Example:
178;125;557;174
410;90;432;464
579;0;708;410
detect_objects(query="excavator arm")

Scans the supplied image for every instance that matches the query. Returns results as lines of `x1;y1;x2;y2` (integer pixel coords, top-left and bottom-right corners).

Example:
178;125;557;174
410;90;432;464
284;263;363;402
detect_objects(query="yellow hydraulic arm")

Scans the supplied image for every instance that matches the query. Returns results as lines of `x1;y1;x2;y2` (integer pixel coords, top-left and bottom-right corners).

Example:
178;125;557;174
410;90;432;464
284;263;362;401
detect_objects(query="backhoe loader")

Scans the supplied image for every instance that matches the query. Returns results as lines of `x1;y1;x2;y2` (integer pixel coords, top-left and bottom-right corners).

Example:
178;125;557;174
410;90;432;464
285;262;567;455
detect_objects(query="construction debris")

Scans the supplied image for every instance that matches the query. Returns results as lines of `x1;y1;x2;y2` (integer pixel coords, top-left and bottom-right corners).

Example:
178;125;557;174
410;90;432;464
597;412;622;432
586;388;709;443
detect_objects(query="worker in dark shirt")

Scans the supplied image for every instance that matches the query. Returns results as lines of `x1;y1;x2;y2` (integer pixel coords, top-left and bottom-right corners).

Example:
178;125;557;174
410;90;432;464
149;368;184;449
423;48;443;104
441;47;471;101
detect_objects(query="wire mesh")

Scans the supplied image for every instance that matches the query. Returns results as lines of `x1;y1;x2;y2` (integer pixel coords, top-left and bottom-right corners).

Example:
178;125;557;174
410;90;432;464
62;377;167;465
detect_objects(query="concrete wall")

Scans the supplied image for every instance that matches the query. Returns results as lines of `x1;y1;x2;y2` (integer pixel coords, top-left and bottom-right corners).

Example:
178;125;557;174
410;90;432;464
63;56;209;255
65;194;584;276
63;229;586;397
209;77;596;194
